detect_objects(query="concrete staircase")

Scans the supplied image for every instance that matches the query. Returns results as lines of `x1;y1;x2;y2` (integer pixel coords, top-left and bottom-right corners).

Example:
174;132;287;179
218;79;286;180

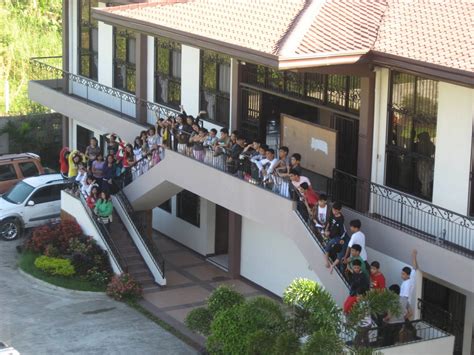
109;211;160;293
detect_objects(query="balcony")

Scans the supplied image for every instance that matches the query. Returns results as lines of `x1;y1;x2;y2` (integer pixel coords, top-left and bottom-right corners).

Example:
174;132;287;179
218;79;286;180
29;56;179;141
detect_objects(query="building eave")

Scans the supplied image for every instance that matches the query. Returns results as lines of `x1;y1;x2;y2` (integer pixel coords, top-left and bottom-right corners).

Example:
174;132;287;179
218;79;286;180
277;50;367;70
369;51;474;88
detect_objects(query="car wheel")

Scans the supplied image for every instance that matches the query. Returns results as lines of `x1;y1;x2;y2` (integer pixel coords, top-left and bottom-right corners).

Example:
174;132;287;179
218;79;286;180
0;219;21;241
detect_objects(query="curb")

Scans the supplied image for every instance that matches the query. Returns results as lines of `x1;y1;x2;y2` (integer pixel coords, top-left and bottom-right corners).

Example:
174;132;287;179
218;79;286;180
18;268;108;297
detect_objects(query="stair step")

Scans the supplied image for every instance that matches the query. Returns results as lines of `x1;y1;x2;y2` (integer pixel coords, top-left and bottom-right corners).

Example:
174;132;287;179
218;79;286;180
130;270;153;279
128;264;149;273
124;255;142;262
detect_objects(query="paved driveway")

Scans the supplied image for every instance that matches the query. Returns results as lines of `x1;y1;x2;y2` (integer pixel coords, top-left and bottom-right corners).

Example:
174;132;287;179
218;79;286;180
0;239;196;355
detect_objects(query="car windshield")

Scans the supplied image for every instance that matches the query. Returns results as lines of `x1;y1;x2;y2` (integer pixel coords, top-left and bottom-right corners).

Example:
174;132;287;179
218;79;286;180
3;181;35;204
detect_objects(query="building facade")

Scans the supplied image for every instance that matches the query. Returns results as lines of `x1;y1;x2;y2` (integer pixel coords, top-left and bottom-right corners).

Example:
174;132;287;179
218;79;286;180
29;1;473;354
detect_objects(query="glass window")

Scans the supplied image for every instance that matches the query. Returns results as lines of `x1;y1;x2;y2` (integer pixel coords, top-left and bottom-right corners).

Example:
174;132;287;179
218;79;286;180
19;162;39;178
386;71;438;200
113;28;136;94
154;37;181;108
177;190;200;227
29;186;57;205
78;0;99;80
3;181;34;204
0;164;17;181
200;50;231;125
159;199;172;213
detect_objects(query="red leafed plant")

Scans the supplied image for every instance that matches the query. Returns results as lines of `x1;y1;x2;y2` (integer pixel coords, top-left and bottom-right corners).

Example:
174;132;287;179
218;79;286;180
26;220;84;254
106;273;143;302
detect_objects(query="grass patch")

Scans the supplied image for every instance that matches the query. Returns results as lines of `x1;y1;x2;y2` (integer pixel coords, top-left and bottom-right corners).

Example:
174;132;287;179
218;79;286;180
18;251;106;292
126;300;201;351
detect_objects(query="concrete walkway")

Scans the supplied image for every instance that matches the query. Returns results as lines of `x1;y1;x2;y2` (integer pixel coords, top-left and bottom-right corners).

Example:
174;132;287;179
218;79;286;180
140;232;278;347
0;239;196;355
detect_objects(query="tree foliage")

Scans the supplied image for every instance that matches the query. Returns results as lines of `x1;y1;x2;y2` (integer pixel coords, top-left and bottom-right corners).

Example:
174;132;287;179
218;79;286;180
0;0;62;114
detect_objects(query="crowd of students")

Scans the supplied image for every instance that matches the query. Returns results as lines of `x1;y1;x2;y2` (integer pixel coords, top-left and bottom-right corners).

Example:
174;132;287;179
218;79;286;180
58;111;420;346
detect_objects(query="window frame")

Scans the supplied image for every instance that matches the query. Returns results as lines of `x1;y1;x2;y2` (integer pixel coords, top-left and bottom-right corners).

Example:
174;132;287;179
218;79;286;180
0;164;18;182
113;27;137;94
19;162;40;178
154;37;182;109
199;50;231;126
176;190;200;227
28;185;61;205
78;0;99;80
385;70;438;201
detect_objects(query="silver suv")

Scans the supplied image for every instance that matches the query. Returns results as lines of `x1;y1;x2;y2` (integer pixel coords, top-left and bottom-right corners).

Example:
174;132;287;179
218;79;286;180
0;174;70;240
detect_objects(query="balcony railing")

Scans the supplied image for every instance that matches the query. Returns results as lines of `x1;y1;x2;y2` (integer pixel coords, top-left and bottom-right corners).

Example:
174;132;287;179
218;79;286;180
341;319;452;351
30;56;181;125
331;169;474;258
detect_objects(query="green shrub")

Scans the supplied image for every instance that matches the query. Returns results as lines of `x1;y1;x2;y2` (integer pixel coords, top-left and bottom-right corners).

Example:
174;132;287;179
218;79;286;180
34;255;75;277
185;307;213;336
207;297;287;355
207;285;245;317
86;266;111;287
272;331;300;355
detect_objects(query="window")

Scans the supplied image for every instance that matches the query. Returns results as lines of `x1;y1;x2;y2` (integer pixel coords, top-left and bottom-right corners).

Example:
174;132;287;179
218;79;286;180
78;0;99;80
200;50;231;125
177;190;200;227
155;38;181;108
19;162;39;178
0;164;17;181
386;71;438;200
76;125;94;153
240;64;361;113
113;28;136;93
29;185;62;205
3;181;34;204
159;199;172;213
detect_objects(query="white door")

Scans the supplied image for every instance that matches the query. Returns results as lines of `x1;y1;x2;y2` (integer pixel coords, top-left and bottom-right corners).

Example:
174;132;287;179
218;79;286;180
23;185;62;227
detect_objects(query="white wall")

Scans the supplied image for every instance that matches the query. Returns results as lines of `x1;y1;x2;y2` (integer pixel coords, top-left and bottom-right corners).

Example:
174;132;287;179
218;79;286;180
432;84;473;214
68;0;78;74
241;217;321;297
180;45;200;116
152;196;216;255
380;334;455;355
147;36;156;125
98;21;113;86
371;67;390;185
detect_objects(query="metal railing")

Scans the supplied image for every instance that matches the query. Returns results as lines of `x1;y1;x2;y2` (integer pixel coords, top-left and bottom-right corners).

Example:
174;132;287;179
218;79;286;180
64;189;128;273
30;56;181;124
114;187;165;278
331;169;474;257
342;319;451;350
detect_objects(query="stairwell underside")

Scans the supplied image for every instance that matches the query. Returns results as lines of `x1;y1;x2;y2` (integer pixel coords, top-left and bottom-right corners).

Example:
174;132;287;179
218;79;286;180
124;150;349;305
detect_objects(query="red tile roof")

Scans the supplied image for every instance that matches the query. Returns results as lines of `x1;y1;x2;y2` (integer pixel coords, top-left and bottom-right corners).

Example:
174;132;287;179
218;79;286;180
373;0;474;74
97;0;474;74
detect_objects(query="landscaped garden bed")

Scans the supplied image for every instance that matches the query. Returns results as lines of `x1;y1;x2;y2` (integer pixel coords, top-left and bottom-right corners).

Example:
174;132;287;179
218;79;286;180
18;220;113;292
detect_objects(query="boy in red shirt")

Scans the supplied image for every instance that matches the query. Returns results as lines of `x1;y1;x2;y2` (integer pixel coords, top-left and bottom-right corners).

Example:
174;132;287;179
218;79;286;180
370;261;386;290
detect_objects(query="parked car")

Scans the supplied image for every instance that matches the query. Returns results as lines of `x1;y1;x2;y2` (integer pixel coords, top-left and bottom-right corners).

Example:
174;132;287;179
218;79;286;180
0;174;71;241
0;342;19;355
0;153;47;194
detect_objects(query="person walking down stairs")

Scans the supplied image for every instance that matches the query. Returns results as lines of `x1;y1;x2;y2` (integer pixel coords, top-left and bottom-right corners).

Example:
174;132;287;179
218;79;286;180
94;191;113;231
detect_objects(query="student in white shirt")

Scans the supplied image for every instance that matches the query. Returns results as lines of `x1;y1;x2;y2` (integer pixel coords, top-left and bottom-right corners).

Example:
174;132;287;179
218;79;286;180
289;168;311;188
314;194;330;232
400;250;418;302
257;148;279;181
343;219;367;263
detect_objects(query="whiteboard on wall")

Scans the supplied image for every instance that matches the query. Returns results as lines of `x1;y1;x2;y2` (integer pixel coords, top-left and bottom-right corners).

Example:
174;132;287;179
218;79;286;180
281;114;337;178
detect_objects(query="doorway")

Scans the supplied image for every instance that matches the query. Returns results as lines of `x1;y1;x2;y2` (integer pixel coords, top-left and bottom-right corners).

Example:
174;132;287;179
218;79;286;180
207;205;229;270
420;278;466;354
76;124;94;153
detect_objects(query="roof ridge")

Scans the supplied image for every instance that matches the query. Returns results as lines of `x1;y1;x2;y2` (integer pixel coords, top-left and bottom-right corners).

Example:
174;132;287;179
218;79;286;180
369;0;390;51
277;0;326;56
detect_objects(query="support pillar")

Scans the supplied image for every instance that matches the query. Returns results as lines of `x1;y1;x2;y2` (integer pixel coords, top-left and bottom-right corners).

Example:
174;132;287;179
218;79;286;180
135;33;148;124
356;74;375;212
227;211;242;278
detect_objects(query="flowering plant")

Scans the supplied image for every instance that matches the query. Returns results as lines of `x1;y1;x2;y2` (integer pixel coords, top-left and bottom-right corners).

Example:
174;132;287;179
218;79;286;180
106;273;142;302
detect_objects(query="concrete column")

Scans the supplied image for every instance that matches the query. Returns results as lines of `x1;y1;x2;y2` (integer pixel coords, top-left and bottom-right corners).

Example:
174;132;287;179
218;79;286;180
61;1;70;147
370;67;390;185
432;83;473;214
135;33;148;124
97;21;113;86
180;45;200;116
355;74;375;212
229;58;239;131
227;211;242;278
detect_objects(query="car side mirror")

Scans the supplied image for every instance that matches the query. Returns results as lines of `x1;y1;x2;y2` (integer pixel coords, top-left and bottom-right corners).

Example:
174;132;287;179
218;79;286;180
27;200;35;207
